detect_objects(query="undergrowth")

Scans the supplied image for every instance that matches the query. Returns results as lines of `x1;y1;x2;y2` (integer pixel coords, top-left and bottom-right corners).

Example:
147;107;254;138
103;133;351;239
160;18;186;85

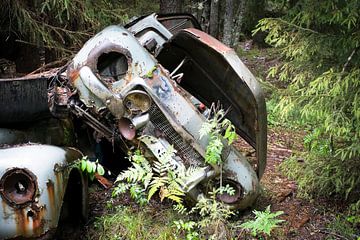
93;205;179;240
104;109;284;239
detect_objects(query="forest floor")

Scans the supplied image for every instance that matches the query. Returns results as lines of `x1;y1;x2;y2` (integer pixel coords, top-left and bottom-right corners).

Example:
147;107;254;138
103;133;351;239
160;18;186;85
55;41;355;240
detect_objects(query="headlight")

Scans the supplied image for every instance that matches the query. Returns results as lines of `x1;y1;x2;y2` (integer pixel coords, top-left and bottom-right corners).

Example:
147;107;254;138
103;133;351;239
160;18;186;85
0;168;37;207
124;90;152;113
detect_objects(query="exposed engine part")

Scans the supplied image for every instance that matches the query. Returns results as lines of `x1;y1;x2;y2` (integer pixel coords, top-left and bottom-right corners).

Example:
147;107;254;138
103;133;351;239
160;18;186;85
70;102;115;141
0;168;37;207
49;86;71;118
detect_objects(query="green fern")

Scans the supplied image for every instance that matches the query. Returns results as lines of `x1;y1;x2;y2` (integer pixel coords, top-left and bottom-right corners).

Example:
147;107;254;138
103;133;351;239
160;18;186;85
255;0;360;201
114;144;188;205
113;151;152;205
148;146;185;203
199;108;237;165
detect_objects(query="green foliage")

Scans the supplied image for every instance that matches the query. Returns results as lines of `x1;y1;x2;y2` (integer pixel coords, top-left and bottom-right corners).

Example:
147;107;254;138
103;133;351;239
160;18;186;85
93;205;178;240
113;150;152;205
1;0;129;56
78;156;105;181
326;214;360;240
113;144;186;205
281;153;359;201
173;220;200;240
240;205;284;237
169;185;236;240
190;186;235;228
255;0;360;201
200;109;237;165
147;145;185;203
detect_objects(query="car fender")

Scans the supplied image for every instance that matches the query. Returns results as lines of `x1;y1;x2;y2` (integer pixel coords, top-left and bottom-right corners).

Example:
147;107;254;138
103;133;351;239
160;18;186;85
0;144;85;239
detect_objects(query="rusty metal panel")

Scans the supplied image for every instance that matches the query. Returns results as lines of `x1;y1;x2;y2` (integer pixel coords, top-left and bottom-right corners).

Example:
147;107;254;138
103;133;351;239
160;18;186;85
0;77;50;124
156;29;267;178
0;145;81;239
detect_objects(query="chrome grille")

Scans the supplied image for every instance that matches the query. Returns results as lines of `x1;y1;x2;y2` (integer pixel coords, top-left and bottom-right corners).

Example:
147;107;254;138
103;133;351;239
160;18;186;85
149;104;204;167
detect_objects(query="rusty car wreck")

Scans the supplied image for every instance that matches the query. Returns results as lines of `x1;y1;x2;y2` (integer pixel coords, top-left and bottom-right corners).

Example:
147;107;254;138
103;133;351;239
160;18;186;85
0;13;266;239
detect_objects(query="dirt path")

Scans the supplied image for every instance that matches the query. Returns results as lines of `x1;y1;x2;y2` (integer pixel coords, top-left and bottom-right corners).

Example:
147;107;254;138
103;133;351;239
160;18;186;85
254;129;332;239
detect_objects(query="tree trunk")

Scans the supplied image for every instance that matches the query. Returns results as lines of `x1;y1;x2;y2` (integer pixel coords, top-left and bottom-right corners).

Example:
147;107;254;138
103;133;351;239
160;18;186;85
223;0;234;46
209;0;219;37
200;0;211;33
231;0;246;47
160;0;184;14
243;0;265;34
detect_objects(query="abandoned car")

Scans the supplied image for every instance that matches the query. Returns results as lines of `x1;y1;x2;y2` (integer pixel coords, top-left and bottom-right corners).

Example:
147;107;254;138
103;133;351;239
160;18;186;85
0;72;89;239
0;13;266;239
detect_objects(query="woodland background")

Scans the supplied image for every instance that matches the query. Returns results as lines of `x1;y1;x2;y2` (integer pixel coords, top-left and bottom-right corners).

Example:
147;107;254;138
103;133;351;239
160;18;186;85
0;0;359;239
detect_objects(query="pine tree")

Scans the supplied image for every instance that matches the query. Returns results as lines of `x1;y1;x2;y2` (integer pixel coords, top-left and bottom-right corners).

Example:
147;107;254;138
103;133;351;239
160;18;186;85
256;0;360;202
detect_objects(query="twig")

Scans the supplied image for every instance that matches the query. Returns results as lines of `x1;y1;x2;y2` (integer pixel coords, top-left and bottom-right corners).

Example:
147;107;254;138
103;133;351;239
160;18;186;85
25;59;68;76
36;20;92;36
15;39;74;54
342;47;358;73
267;18;320;34
318;229;350;240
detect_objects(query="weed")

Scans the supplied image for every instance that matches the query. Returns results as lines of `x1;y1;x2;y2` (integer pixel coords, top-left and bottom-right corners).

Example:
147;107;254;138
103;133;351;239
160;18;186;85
326;215;360;240
240;205;284;237
93;205;179;240
174;220;200;240
199;107;237;165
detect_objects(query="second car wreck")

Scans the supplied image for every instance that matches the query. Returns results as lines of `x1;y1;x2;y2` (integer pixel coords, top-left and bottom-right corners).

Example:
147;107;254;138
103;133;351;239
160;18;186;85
0;13;266;239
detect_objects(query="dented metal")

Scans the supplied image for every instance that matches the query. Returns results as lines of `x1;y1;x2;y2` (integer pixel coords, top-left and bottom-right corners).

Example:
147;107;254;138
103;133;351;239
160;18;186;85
68;16;266;210
0;13;267;238
0;145;83;239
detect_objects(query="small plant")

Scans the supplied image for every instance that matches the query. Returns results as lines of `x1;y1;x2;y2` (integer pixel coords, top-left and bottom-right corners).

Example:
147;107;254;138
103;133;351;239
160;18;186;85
199;107;237;165
112;150;152;205
327;214;360;240
240;205;284;237
173;220;200;240
147;145;185;203
78;156;105;181
189;185;235;239
190;185;235;225
113;140;189;205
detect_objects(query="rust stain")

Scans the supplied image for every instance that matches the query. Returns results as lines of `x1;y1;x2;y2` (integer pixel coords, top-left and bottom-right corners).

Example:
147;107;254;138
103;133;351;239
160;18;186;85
69;69;80;84
14;205;47;237
184;28;232;53
54;171;65;221
46;180;56;223
31;205;46;236
55;171;64;199
15;208;28;236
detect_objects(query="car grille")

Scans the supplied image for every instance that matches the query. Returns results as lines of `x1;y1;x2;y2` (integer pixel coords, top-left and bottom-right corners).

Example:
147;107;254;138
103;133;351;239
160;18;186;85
148;104;204;167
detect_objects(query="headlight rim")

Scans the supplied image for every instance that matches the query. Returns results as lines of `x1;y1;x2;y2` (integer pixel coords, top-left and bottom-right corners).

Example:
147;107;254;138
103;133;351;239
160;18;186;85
0;168;38;208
